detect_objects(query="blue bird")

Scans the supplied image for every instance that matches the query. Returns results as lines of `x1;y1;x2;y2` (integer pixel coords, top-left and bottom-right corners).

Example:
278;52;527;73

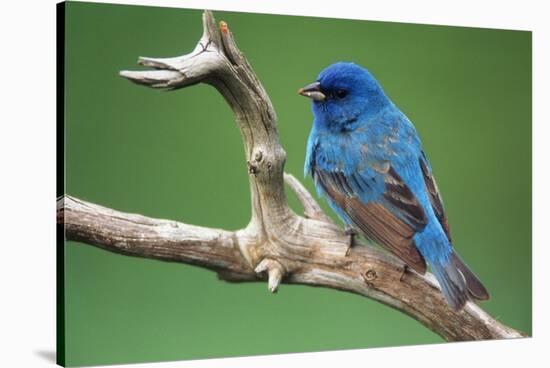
299;62;489;310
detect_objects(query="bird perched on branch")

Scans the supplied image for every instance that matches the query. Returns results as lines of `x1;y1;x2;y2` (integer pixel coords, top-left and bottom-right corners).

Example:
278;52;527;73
299;62;489;310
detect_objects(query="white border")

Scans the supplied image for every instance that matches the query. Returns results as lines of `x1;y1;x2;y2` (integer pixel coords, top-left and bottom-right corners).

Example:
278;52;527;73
0;0;547;367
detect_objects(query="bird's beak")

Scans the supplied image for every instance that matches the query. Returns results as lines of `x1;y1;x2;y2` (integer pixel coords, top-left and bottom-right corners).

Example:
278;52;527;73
298;81;326;101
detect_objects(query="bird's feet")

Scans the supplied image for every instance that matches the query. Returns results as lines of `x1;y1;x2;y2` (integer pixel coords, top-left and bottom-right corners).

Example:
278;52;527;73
344;226;358;256
400;265;409;282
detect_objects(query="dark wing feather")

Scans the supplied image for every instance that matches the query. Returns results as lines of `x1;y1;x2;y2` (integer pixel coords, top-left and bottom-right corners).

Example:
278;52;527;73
315;167;428;274
419;152;452;242
383;167;428;229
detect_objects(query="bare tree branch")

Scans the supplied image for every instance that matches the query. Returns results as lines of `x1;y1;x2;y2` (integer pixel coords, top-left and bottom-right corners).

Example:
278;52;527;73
284;173;335;224
60;10;526;342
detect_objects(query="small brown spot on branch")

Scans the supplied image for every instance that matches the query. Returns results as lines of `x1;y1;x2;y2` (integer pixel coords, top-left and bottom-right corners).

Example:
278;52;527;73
220;21;229;34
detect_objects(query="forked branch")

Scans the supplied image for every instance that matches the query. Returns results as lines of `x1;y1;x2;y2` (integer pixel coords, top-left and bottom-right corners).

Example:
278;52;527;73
59;10;525;342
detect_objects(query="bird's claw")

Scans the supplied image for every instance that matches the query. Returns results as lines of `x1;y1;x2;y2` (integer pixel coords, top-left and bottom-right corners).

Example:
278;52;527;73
344;226;358;256
400;265;409;282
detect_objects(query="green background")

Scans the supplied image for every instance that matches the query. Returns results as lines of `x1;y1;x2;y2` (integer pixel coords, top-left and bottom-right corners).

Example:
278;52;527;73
63;1;532;366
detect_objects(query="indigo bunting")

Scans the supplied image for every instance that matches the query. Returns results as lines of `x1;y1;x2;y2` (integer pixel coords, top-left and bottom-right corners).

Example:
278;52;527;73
299;62;489;310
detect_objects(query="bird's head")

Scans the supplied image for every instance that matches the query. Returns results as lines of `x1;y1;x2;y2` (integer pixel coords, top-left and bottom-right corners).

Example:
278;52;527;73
299;62;390;131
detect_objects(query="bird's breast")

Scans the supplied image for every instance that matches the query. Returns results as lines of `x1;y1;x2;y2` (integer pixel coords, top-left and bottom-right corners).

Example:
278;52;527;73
313;130;373;174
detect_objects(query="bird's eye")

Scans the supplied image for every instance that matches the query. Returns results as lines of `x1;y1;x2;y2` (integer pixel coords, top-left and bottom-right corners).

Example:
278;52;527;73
335;89;348;99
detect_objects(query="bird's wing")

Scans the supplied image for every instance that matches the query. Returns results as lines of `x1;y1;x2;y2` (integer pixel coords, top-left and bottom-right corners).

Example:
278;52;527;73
419;151;452;242
314;165;428;274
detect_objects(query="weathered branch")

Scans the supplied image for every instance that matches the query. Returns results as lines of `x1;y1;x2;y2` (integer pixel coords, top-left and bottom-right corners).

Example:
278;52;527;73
60;10;526;342
284;172;335;224
58;194;524;341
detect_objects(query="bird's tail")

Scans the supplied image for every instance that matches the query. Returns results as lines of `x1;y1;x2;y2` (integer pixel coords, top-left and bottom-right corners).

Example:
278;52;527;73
432;252;490;310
